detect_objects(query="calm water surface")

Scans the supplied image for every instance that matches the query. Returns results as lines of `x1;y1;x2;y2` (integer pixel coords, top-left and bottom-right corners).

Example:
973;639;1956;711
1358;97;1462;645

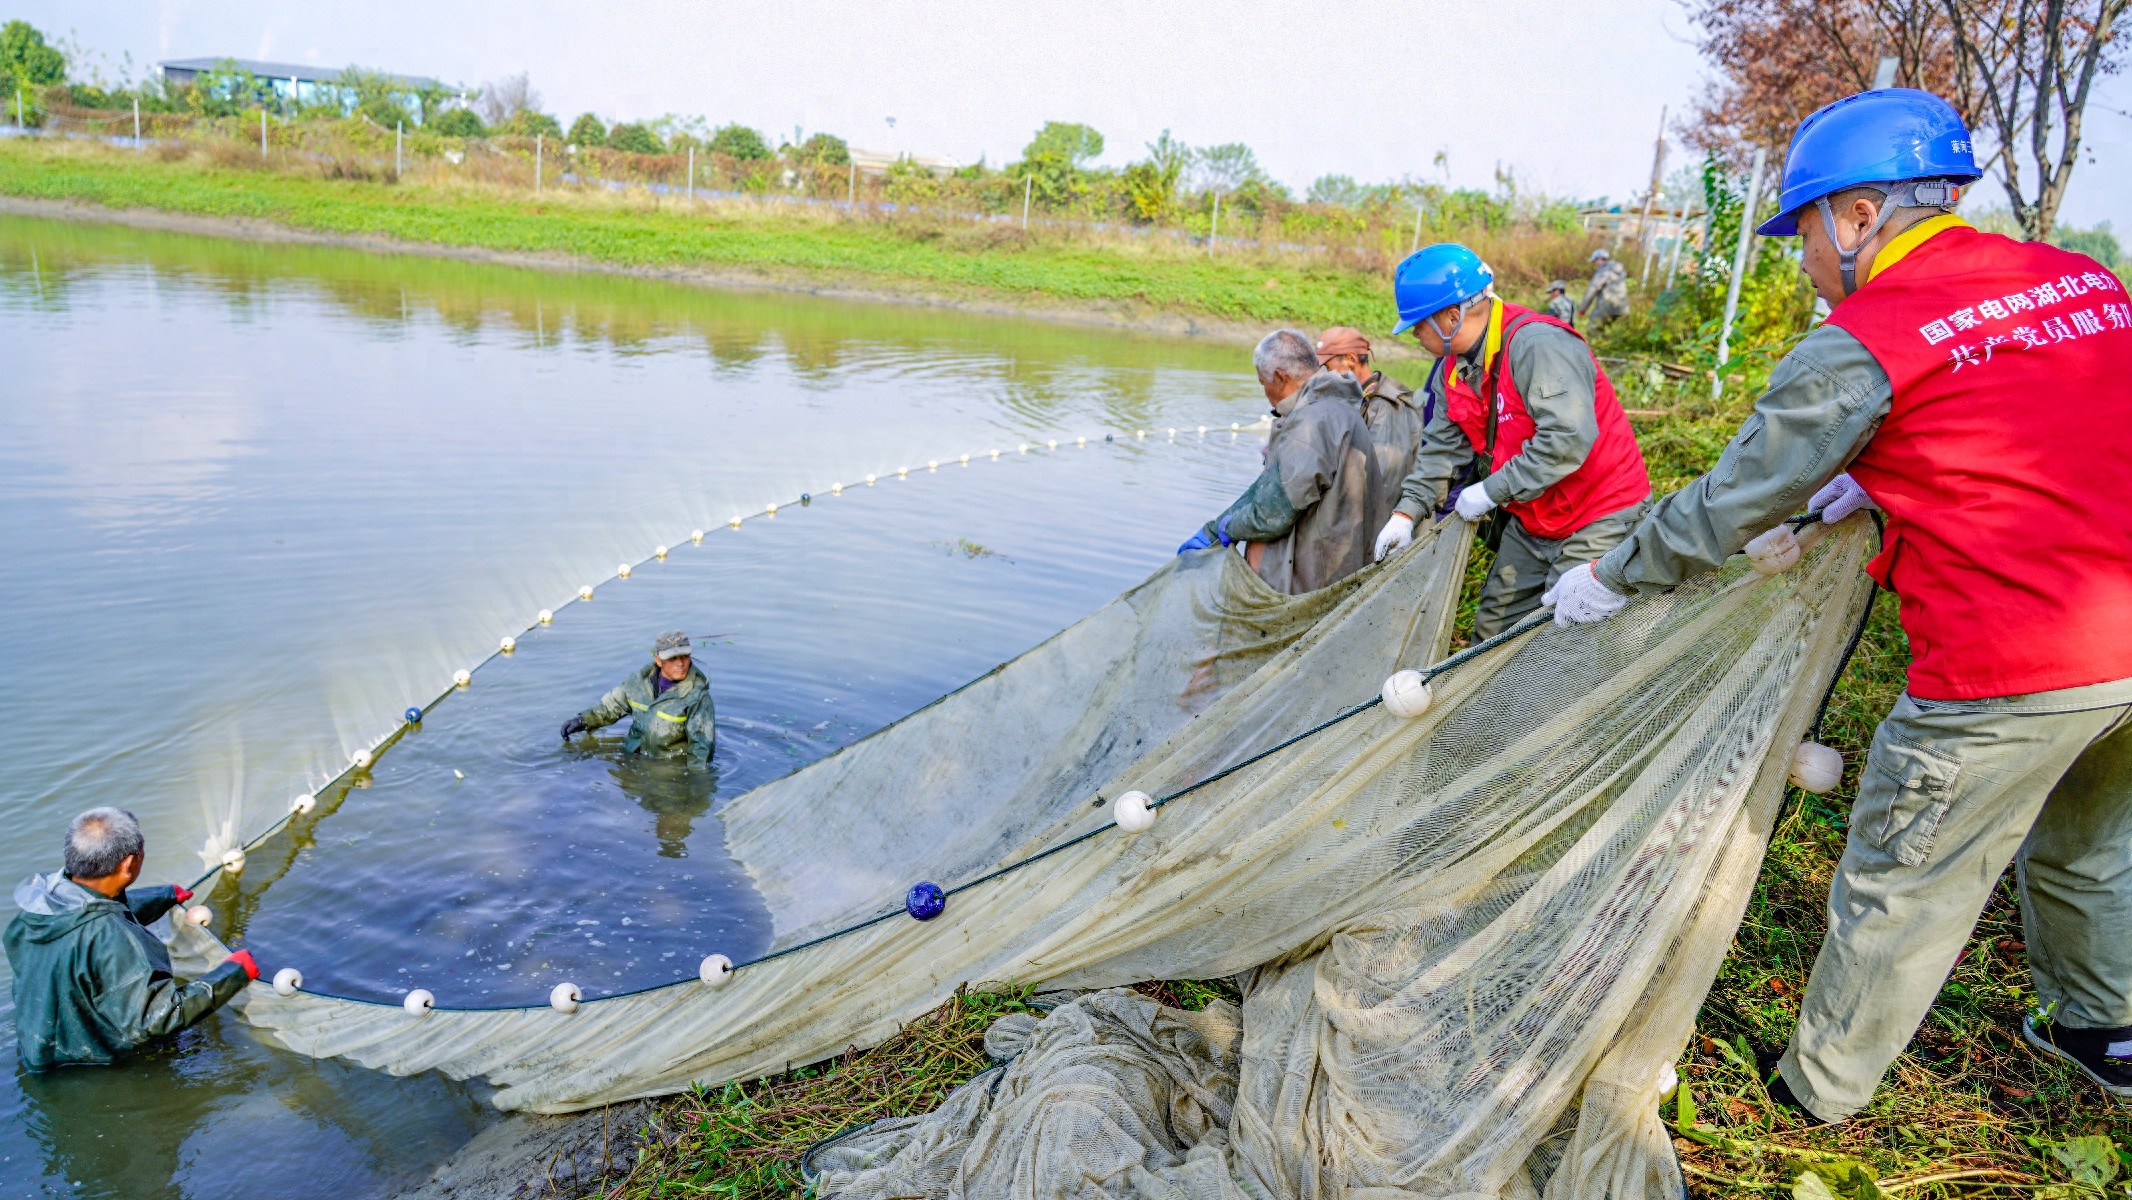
0;216;1269;1199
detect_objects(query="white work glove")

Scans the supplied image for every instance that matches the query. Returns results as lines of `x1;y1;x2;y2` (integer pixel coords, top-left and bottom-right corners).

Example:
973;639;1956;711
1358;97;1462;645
1810;473;1878;524
1373;514;1414;562
1454;482;1497;523
1542;562;1628;627
1744;524;1801;575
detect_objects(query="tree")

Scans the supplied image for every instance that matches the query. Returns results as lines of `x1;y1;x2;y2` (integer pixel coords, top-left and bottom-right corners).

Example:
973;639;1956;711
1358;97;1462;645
503;110;562;138
607;122;665;154
1942;0;2129;238
1189;142;1266;193
788;131;850;166
708;122;771;160
1022;120;1104;167
2054;219;2120;263
1685;0;1971;156
1;20;66;96
476;72;539;127
1686;0;2126;239
428;106;486;137
568;112;607;147
1307;174;1368;206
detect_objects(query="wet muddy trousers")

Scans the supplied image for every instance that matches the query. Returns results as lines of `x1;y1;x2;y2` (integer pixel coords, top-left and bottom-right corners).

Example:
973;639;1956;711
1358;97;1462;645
1780;677;2132;1118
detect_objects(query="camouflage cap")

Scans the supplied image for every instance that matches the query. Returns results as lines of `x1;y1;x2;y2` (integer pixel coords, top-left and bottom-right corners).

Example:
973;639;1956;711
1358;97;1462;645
1548;279;1568;292
653;630;693;660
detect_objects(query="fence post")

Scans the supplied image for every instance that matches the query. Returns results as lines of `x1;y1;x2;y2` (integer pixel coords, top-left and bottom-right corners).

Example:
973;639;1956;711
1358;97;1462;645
1662;200;1690;290
1022;173;1032;229
1208;191;1220;257
15;88;22;129
396;121;403;176
687;145;695;203
133;97;141;147
260;109;267;157
535;132;542;194
847;160;856;208
1410;204;1424;253
1713;147;1766;400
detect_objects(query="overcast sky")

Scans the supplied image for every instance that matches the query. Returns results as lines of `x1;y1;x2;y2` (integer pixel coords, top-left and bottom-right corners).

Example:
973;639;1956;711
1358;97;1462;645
23;0;2131;229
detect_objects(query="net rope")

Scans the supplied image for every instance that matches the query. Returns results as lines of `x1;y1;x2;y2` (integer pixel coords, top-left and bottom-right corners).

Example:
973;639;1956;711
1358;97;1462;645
169;513;1877;1200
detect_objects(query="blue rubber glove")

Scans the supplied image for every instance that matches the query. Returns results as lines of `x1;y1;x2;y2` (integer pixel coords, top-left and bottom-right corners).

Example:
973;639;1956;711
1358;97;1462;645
1177;516;1234;555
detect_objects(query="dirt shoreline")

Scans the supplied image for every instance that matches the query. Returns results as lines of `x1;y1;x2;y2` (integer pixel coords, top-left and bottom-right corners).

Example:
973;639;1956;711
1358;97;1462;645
0;193;1318;348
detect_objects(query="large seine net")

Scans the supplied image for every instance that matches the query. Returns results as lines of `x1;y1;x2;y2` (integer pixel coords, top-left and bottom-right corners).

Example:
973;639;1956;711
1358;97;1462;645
178;514;1876;1200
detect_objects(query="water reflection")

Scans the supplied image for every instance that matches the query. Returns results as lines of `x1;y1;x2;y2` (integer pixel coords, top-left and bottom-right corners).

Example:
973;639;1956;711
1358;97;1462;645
0;211;1267;1199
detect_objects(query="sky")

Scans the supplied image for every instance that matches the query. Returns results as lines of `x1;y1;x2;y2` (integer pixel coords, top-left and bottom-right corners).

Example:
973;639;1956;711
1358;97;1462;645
22;0;2131;229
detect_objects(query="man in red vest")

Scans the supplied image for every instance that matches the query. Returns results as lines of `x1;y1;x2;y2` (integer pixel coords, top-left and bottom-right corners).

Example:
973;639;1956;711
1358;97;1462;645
1372;243;1652;637
1550;89;2132;1119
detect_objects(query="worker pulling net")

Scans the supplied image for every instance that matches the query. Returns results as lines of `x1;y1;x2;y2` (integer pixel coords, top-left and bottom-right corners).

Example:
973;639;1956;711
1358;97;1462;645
182;514;1873;1200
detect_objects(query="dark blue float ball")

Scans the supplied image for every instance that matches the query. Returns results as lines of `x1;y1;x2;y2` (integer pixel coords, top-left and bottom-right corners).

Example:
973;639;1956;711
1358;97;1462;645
800;493;812;506
404;706;423;724
1104;432;1114;442
905;882;946;921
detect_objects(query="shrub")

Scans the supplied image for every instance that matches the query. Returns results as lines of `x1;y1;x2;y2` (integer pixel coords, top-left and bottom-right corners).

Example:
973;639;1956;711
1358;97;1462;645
428;107;486;137
2054;221;2121;268
788;131;849;166
567;112;606;147
607;122;664;154
503;110;562;139
708;123;771;160
1;20;66;98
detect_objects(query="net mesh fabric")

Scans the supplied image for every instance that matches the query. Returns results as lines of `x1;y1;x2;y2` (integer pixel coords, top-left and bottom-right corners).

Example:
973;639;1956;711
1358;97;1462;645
184;516;1875;1200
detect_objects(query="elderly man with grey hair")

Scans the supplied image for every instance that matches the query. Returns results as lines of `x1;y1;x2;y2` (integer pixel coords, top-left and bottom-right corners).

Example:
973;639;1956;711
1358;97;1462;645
5;808;255;1071
1178;329;1383;594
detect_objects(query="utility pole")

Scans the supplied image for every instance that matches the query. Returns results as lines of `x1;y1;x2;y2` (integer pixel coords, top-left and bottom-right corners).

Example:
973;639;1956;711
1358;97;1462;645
260;109;268;157
1022;173;1032;229
132;97;141;148
1662;199;1692;290
1636;106;1667;282
1714;147;1766;400
535;132;542;194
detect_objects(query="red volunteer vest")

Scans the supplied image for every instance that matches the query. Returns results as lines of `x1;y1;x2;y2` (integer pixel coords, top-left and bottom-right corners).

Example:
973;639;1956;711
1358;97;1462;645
1827;224;2132;699
1442;304;1651;540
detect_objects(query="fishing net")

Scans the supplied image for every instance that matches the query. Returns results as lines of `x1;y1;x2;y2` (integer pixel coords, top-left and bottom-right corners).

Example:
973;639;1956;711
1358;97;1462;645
182;513;1876;1200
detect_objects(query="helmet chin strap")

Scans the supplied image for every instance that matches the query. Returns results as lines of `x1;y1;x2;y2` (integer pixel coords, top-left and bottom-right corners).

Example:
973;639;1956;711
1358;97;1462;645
1815;180;1960;297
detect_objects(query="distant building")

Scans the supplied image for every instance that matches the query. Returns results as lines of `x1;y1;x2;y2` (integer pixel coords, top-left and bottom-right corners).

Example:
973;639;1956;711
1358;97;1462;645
849;147;958;178
158;58;459;112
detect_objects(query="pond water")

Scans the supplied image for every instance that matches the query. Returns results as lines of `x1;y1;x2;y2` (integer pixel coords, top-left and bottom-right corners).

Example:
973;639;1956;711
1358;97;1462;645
0;215;1271;1199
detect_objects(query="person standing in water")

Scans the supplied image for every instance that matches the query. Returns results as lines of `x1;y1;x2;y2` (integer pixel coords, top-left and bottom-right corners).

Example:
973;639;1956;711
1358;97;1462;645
562;630;716;766
6;808;256;1071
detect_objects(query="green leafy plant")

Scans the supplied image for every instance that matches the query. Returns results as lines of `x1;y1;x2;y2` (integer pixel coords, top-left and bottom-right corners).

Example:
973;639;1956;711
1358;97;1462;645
566;112;606;148
427;106;485;138
606;122;664;154
707;122;770;161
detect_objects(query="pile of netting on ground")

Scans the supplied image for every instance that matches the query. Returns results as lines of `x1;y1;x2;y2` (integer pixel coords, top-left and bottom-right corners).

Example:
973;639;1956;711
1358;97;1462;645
178;515;1875;1200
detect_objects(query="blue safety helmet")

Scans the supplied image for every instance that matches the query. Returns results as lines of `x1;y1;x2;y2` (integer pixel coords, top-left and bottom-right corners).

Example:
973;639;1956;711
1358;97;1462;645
1391;244;1495;335
1758;88;1981;236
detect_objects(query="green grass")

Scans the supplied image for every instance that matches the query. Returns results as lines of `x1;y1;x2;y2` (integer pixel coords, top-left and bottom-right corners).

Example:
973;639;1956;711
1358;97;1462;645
0;136;1394;330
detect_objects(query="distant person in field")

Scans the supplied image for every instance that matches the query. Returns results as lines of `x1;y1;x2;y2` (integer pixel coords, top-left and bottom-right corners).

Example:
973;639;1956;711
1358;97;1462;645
5;808;256;1071
1179;329;1383;594
1580;248;1631;332
562;630;716;765
1315;325;1425;517
1371;243;1652;637
1546;280;1577;326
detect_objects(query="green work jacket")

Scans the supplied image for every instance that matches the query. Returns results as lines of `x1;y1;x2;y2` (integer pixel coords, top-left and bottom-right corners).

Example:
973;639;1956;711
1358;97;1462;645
578;663;716;765
4;874;248;1071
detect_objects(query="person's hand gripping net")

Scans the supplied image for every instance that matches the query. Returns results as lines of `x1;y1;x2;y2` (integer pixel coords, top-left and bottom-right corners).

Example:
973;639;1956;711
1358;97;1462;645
1542;562;1627;627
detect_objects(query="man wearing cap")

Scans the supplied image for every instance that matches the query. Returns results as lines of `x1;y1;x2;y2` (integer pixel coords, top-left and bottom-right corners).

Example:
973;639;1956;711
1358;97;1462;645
1180;329;1382;594
1545;280;1577;326
562;631;716;766
1317;325;1426;517
1371;243;1652;638
1547;89;2132;1120
1580;249;1630;332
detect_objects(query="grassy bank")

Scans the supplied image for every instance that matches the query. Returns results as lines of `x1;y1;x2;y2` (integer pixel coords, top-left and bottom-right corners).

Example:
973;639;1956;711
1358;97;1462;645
0;135;1444;334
